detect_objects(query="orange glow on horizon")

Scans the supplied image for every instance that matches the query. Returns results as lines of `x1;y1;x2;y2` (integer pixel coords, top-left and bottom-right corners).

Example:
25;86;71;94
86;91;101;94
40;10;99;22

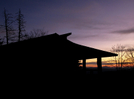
79;57;134;68
80;64;134;68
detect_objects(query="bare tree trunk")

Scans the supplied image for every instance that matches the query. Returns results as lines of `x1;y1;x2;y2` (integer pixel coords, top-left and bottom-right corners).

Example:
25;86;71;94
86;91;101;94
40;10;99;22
18;9;21;41
16;9;25;41
18;11;20;41
3;8;15;44
4;9;8;45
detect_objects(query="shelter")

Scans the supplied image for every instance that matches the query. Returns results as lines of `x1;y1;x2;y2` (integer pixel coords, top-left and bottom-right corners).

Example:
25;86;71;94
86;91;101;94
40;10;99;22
0;33;117;76
59;33;117;73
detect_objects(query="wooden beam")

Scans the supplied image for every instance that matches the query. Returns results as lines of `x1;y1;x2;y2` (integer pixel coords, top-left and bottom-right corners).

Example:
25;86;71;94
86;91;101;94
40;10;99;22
97;57;102;74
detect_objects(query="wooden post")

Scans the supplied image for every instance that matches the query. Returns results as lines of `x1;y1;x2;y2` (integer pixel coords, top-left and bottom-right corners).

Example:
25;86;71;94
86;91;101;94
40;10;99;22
83;59;86;73
97;57;102;74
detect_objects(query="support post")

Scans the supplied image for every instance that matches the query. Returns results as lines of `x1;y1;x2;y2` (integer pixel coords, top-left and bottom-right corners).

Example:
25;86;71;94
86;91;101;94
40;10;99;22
97;57;102;74
83;59;86;73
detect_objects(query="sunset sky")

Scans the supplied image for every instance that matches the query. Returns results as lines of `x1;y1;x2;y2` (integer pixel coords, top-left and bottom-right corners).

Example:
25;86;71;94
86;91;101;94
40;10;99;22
0;0;134;51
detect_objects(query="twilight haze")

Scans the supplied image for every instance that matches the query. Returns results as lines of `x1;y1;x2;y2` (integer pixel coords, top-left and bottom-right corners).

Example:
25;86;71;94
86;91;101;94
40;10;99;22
0;0;134;51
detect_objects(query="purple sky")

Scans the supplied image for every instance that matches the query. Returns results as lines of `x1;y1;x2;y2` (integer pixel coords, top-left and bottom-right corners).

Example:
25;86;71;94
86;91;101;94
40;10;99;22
0;0;134;51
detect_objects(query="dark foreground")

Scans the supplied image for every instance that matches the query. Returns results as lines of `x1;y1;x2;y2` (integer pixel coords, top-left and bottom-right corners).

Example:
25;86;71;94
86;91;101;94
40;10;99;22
2;67;134;83
1;68;134;98
88;69;134;82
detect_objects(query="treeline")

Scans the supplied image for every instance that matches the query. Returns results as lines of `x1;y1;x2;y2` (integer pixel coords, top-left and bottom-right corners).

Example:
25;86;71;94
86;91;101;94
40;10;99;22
109;44;134;68
0;9;47;45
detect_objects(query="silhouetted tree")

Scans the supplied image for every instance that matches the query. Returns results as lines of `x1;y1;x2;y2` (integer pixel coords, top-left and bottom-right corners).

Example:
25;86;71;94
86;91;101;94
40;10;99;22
1;9;48;43
111;44;126;68
23;29;48;39
3;9;15;44
16;9;25;41
125;47;134;66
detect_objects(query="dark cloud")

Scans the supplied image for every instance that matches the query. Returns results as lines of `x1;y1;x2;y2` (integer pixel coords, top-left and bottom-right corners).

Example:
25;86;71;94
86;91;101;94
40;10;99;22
87;62;97;65
112;27;134;34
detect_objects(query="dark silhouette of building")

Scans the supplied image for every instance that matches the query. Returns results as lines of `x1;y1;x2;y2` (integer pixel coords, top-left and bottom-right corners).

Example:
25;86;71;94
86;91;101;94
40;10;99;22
0;33;117;78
